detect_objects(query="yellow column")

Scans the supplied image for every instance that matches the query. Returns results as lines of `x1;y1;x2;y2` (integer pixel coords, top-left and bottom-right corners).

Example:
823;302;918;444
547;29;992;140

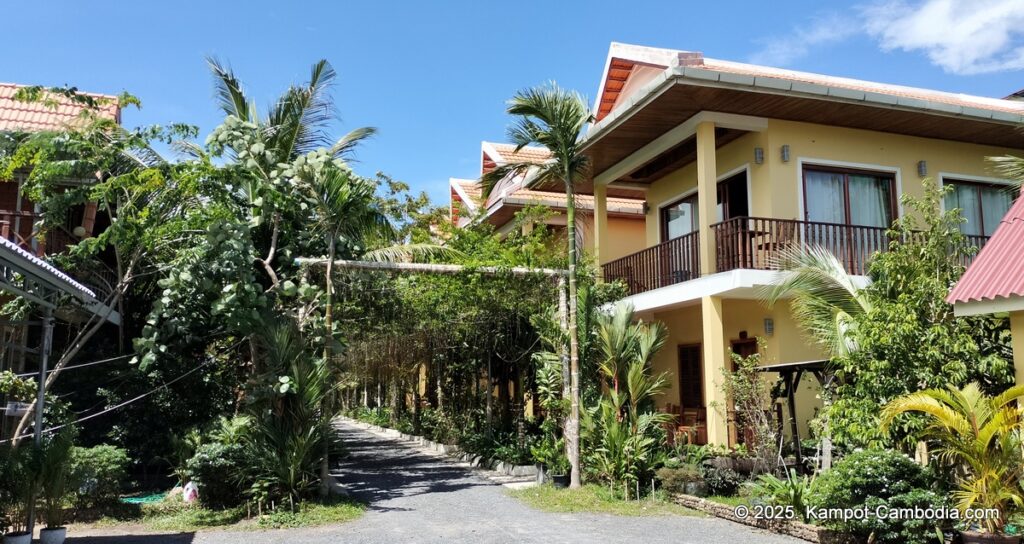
593;183;609;276
1011;311;1024;387
701;295;729;446
696;122;717;275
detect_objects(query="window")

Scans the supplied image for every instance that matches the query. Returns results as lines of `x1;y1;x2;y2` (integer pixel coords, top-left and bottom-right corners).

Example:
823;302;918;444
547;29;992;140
803;167;895;227
943;179;1014;237
660;172;750;242
661;194;699;241
678;344;703;409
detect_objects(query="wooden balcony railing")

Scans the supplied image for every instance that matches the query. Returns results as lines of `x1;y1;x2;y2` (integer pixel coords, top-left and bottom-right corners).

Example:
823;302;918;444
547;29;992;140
602;231;699;296
712;216;892;275
602;216;991;296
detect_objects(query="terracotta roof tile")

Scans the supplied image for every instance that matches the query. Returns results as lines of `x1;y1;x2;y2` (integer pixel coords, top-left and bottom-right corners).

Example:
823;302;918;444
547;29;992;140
0;83;120;132
948;196;1024;305
488;142;551;165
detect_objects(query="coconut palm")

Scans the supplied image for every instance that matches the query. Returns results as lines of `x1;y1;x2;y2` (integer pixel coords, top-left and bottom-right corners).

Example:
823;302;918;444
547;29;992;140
761;245;871;358
482;82;593;488
881;383;1024;534
207;57;377;287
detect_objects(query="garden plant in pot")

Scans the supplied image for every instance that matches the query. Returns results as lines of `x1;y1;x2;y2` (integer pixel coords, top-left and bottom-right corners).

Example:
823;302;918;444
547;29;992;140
547;455;571;488
0;442;40;544
39;430;75;544
882;382;1024;544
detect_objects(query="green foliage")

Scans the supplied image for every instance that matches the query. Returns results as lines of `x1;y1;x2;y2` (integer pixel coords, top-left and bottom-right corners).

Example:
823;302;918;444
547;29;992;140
750;470;813;522
0;443;41;534
700;466;741;496
0;371;36;402
782;181;1014;448
186;442;249;509
584;305;672;493
243;320;338;508
881;382;1024;534
69;444;130;509
808;449;944;543
655;465;703;494
720;341;777;474
39;430;76;528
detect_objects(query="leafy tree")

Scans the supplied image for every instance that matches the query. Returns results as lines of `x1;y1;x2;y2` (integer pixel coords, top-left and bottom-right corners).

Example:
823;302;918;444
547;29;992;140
882;383;1024;535
482;83;594;488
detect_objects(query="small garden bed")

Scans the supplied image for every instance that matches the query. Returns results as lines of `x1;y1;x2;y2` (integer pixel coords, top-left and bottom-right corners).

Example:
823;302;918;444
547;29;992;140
75;495;365;533
509;484;700;517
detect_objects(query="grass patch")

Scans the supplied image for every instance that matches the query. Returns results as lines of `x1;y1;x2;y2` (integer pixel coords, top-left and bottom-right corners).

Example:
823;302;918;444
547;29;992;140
705;495;749;507
509;484;702;517
76;495;365;533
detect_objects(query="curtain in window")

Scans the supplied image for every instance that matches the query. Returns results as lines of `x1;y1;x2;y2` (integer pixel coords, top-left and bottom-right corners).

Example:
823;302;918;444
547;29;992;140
804;171;845;223
979;186;1013;236
947;184;983;236
848;175;892;228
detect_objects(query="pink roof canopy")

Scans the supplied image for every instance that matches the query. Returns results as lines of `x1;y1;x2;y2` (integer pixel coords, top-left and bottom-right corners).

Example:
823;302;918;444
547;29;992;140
948;195;1024;305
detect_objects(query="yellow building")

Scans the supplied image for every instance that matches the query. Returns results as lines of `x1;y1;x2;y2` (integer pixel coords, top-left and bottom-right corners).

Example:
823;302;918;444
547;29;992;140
449;141;646;262
579;43;1024;448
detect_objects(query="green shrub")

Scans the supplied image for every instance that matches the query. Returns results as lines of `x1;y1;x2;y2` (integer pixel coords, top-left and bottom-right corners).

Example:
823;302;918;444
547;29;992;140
69;444;129;508
655;464;702;494
701;465;741;496
750;470;813;522
808;449;946;544
186;442;248;509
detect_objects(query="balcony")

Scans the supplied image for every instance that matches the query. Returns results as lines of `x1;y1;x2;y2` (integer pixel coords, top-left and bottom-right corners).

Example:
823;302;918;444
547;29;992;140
603;216;990;297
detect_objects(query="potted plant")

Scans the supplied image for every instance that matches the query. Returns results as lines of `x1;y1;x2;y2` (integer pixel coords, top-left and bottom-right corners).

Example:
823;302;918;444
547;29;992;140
548;454;570;488
38;431;75;544
1;444;39;544
882;382;1024;543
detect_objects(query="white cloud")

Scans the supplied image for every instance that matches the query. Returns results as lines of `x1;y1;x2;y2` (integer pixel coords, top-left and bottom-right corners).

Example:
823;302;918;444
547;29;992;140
749;0;1024;75
862;0;1024;75
749;13;859;66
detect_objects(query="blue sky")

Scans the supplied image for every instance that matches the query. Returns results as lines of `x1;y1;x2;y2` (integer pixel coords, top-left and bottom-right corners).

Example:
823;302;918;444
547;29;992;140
2;1;1023;204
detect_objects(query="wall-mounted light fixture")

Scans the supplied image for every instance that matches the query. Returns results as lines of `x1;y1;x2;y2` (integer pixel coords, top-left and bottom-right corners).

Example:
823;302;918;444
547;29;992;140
754;147;764;165
780;145;790;163
917;160;928;177
764;317;775;336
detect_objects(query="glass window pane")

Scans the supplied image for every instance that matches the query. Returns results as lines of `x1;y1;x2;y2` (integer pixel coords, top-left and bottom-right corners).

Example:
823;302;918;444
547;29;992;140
664;195;698;239
848;175;893;228
979;185;1013;236
953;184;983;236
804;171;845;224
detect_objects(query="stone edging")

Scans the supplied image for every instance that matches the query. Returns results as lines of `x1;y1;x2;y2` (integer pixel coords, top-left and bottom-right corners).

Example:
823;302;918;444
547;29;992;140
340;417;539;478
670;494;855;544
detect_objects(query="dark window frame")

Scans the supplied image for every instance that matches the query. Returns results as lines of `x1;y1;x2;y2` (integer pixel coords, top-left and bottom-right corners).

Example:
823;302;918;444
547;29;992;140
943;178;1014;237
801;165;898;227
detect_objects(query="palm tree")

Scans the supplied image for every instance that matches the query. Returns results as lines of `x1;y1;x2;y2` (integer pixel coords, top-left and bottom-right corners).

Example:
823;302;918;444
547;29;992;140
881;383;1024;534
482;82;594;488
761;245;871;358
597;303;640;396
298;165;389;496
207;57;377;287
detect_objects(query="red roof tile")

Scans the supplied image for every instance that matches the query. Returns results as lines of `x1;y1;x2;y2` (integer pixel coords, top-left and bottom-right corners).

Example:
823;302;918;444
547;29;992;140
0;83;120;131
948;195;1024;305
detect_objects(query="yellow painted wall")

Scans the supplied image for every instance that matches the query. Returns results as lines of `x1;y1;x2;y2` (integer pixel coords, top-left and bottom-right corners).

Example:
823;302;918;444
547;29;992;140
648;299;826;442
641;121;1021;239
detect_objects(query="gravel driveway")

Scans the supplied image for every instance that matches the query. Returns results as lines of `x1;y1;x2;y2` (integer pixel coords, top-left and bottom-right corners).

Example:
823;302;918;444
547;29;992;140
69;421;802;543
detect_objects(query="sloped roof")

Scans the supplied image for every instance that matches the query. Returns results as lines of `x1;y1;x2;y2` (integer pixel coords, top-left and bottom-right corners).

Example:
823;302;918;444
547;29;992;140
488;142;551;165
0;83;120;131
948;195;1024;305
595;42;1024;123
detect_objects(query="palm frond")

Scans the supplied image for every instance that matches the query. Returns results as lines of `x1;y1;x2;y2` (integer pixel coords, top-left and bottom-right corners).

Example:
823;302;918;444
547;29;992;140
330;126;377;161
268;59;337;158
362;243;462;263
206;56;253;121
